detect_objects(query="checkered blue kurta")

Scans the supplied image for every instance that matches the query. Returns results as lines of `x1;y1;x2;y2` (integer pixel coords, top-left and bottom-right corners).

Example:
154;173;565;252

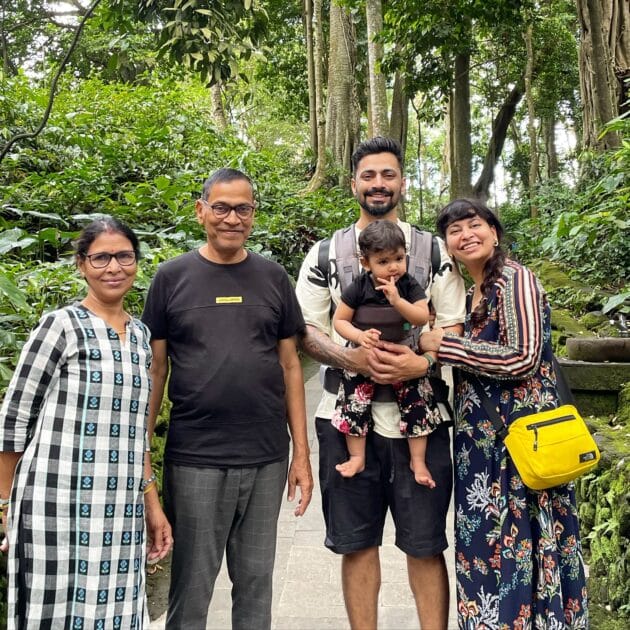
0;304;152;630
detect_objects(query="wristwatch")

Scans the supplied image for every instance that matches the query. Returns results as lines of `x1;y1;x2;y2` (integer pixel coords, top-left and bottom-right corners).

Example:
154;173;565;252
422;352;437;375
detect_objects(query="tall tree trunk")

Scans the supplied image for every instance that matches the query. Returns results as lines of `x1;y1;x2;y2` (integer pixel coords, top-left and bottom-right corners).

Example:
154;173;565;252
390;70;408;157
509;120;529;193
451;52;473;198
411;98;427;222
366;82;373;138
365;0;388;137
390;73;408;220
576;0;622;150
325;1;360;187
210;83;228;131
473;81;524;200
303;0;318;155
305;0;327;192
543;114;559;178
610;0;630;114
524;22;539;217
447;93;456;197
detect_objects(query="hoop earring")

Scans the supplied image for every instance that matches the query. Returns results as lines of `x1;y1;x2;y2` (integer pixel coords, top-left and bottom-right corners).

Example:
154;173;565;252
494;240;499;247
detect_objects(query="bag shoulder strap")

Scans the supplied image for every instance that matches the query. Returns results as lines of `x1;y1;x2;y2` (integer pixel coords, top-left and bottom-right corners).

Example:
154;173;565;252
472;374;509;440
473;355;573;441
553;356;575;406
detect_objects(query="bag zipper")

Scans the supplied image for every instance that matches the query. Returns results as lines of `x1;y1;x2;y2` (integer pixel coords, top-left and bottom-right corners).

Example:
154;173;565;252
526;414;576;451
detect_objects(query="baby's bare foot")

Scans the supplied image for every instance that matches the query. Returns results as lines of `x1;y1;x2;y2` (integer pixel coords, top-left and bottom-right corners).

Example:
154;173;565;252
410;461;436;488
336;456;365;478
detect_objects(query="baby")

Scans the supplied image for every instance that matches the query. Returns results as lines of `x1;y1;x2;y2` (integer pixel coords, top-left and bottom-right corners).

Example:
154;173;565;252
332;220;444;487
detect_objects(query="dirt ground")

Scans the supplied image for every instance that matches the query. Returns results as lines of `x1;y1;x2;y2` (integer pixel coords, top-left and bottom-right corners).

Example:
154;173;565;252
146;554;171;621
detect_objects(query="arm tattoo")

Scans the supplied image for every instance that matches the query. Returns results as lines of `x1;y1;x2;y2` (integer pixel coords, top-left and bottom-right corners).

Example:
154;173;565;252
298;325;349;369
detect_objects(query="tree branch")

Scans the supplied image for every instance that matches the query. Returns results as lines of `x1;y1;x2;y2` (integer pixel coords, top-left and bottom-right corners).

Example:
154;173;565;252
0;0;102;165
473;79;525;200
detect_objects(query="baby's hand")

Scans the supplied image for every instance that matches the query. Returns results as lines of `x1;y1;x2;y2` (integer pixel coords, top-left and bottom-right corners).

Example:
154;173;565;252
357;328;381;349
375;276;400;305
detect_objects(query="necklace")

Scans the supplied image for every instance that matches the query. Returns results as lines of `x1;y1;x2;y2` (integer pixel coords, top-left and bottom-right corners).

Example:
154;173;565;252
113;322;130;335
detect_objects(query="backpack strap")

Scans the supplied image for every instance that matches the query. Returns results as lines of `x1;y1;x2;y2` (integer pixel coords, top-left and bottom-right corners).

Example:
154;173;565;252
334;225;360;293
408;227;437;290
431;235;441;282
317;236;331;285
317;224;442;291
319;225;441;291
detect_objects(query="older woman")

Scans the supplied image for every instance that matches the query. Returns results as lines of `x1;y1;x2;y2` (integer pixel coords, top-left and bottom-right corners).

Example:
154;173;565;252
0;217;172;629
422;199;587;628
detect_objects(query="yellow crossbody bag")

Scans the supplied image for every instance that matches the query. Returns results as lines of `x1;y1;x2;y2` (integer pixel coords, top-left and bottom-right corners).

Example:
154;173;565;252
502;404;600;490
475;369;601;490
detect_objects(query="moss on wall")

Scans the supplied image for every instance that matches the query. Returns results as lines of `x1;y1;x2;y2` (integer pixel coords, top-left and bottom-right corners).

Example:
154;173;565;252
577;382;630;621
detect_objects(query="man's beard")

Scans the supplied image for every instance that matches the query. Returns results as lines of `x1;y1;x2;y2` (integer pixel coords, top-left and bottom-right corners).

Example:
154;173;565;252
359;189;398;216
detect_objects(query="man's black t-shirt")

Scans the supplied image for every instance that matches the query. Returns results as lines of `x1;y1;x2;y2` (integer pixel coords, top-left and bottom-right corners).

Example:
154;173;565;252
142;250;305;467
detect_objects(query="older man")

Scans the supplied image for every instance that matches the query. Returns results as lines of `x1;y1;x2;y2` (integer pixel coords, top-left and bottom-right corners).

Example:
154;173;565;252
143;168;313;629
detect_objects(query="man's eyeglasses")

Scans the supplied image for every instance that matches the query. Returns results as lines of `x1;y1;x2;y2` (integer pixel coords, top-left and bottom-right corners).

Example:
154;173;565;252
202;201;255;219
85;251;137;268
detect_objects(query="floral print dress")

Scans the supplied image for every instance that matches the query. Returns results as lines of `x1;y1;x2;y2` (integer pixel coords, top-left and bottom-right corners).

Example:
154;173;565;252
438;261;588;629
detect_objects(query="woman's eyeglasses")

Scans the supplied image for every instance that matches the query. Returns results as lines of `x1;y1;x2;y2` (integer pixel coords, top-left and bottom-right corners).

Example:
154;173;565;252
85;251;137;268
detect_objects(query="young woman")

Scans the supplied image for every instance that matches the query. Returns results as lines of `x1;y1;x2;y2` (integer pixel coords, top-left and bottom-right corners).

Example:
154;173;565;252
0;217;172;629
421;199;588;628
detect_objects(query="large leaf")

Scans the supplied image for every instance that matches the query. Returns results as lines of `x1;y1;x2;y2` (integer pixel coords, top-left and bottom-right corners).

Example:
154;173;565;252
0;228;36;254
0;275;32;313
602;291;630;315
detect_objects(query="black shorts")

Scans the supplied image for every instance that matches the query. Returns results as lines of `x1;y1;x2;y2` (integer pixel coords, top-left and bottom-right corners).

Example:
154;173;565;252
315;417;452;557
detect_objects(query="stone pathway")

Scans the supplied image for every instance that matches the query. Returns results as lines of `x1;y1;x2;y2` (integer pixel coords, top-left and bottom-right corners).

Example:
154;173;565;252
150;374;459;629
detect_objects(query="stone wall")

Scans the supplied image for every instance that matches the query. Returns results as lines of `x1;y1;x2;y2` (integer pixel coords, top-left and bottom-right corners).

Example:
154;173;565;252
577;382;630;619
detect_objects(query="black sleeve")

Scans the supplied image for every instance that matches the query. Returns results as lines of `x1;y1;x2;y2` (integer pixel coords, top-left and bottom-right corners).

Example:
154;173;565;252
339;276;364;310
404;274;426;302
141;267;169;340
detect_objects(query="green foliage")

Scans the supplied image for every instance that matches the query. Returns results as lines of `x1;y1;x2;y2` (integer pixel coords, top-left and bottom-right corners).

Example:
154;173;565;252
578;458;630;617
602;291;630;316
2;73;247;235
506;113;629;315
69;4;163;83
126;0;269;85
0;72;359;390
253;186;356;277
381;0;525;111
576;389;630;622
247;0;310;123
533;1;579;121
0;1;77;76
